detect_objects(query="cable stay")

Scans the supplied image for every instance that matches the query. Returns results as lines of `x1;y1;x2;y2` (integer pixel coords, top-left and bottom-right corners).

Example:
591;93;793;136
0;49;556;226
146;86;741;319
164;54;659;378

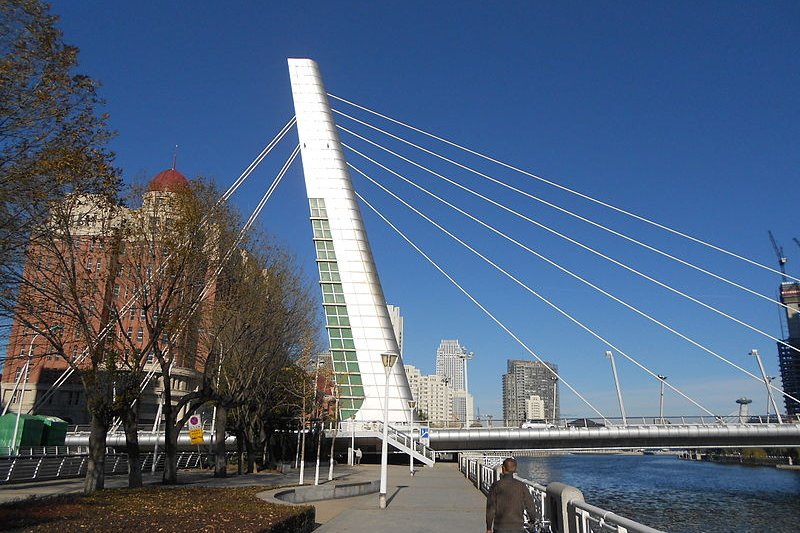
337;130;800;359
328;93;800;285
31;121;297;412
352;190;611;424
332;109;797;318
349;162;716;416
343;145;800;408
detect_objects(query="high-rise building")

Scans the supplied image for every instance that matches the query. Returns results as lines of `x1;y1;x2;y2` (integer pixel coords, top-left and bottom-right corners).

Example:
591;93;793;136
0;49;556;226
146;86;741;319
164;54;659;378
526;395;545;419
435;339;474;425
386;305;404;357
404;364;455;427
777;282;800;416
502;359;559;426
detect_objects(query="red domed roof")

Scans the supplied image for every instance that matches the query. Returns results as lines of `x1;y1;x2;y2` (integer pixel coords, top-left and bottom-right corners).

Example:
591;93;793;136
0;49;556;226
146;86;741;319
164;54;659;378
148;168;190;193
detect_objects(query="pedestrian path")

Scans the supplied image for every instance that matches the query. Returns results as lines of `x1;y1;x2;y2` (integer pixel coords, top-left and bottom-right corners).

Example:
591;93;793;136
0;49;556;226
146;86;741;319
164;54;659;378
313;463;486;533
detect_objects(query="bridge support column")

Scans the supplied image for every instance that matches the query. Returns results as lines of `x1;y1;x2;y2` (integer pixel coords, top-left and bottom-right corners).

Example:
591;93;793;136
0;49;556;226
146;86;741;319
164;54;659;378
545;482;584;533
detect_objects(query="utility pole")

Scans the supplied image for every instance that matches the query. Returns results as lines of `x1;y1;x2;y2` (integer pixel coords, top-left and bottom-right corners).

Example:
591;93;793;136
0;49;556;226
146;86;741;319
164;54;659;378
605;351;627;426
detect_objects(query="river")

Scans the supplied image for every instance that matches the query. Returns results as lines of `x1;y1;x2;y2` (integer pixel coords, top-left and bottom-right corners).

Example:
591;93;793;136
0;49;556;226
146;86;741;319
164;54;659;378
516;454;800;533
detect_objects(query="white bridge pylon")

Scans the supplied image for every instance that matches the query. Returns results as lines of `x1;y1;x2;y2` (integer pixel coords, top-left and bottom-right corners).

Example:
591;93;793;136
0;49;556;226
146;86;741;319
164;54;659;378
288;58;414;424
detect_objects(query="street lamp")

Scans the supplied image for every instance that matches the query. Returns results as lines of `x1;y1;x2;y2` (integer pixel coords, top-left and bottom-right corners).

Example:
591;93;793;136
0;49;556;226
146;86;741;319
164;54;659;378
657;375;667;425
379;351;399;509
750;349;782;424
407;399;416;476
605;351;627;426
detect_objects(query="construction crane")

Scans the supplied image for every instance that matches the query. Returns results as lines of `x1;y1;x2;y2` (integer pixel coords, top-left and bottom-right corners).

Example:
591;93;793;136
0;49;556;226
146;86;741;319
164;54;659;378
768;230;788;282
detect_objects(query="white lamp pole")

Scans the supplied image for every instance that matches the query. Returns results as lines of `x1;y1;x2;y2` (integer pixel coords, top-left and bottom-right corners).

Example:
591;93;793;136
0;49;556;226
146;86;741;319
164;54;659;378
408;399;416;476
349;416;355;466
657;375;667;424
379;351;398;509
605;351;627;426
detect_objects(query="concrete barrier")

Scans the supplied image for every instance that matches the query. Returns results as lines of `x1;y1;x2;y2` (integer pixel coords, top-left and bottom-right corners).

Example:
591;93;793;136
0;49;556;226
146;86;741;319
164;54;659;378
273;479;380;504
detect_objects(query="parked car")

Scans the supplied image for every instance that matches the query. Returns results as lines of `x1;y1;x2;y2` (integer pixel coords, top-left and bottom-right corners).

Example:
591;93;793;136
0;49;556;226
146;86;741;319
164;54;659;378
520;418;554;429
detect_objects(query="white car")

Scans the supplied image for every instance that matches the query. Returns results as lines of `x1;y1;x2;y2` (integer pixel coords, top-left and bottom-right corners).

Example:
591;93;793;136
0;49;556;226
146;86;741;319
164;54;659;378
520;418;554;429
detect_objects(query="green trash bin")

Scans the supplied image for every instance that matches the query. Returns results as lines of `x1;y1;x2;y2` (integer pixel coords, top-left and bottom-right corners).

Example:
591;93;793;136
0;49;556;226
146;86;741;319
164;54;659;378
38;416;68;446
0;413;44;450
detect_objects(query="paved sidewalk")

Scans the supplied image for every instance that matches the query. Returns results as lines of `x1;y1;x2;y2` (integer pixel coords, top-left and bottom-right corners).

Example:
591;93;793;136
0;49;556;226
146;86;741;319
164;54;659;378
313;463;486;532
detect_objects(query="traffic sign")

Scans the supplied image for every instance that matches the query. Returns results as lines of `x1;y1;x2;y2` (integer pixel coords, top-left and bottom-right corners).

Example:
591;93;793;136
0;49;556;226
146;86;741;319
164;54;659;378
420;426;430;446
188;415;204;444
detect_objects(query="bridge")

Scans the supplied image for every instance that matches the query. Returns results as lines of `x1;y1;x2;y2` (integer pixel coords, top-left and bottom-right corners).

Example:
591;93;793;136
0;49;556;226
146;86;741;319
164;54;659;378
6;58;800;461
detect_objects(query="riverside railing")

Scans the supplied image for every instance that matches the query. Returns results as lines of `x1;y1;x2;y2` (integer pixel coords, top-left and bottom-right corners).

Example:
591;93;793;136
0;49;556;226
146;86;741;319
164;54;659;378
0;450;208;485
459;454;665;533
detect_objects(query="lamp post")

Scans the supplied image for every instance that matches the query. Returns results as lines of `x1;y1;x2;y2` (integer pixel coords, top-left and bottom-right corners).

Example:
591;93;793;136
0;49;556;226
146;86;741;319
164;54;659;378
408;399;416;476
379;351;398;509
750;349;782;424
657;375;667;425
327;385;338;481
349;416;355;466
605;351;627;426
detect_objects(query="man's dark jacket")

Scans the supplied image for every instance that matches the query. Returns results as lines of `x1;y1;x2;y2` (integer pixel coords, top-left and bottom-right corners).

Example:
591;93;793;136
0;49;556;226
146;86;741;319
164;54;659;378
486;473;536;531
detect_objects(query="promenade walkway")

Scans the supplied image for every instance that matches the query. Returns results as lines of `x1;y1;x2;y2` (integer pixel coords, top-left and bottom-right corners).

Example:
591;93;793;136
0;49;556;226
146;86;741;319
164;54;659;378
312;463;486;532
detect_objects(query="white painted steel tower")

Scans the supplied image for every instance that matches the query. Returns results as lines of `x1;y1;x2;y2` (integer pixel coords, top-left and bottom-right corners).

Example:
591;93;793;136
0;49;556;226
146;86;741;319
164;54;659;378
288;58;413;424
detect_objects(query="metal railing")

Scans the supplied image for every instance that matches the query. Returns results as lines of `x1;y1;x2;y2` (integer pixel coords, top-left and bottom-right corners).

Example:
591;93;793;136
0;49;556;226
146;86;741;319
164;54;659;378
445;413;800;429
0;450;206;485
459;454;664;533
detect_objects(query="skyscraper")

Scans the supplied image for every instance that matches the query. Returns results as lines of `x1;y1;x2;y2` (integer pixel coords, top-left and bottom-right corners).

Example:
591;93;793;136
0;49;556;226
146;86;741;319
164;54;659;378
435;340;474;426
386;305;404;357
777;282;800;416
502;359;560;426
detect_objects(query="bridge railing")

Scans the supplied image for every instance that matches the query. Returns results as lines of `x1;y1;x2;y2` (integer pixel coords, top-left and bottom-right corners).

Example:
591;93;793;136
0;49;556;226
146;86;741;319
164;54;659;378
459;454;665;533
441;413;800;429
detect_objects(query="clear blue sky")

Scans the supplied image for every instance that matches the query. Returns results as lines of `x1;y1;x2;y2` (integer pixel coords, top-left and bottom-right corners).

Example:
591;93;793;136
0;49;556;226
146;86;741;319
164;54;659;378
49;1;799;420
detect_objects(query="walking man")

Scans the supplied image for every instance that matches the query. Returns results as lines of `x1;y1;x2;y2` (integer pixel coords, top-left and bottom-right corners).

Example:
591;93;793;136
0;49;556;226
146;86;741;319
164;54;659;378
486;457;536;533
354;447;362;465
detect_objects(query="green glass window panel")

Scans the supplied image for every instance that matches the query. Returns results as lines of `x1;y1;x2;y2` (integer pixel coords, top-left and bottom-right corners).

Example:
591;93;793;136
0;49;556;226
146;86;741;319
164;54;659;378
351;386;365;396
309;198;328;218
330;339;343;349
342;339;355;349
339;399;354;409
323;294;335;304
339;386;352;396
330;350;347;361
341;409;356;419
343;352;357;361
346;362;359;372
340;329;353;338
349;375;362;385
353;399;364;409
339;316;350;326
326;316;340;326
333;362;347;372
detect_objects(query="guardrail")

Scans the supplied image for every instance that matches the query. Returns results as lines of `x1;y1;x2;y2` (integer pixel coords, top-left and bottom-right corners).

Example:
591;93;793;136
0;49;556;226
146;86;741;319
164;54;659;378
459;454;665;533
0;451;206;485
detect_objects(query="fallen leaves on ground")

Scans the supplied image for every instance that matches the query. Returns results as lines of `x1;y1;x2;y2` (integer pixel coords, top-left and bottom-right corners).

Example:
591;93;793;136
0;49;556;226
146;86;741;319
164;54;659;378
0;486;311;532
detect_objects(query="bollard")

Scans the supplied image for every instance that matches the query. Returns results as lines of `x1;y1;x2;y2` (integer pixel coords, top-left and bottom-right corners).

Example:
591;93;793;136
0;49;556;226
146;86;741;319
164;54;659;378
545;482;584;533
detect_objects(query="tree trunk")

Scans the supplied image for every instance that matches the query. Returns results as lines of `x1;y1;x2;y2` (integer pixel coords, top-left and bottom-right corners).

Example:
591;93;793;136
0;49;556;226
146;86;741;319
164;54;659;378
162;400;178;485
213;404;227;478
245;430;255;474
84;411;108;494
236;430;244;475
123;406;142;488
